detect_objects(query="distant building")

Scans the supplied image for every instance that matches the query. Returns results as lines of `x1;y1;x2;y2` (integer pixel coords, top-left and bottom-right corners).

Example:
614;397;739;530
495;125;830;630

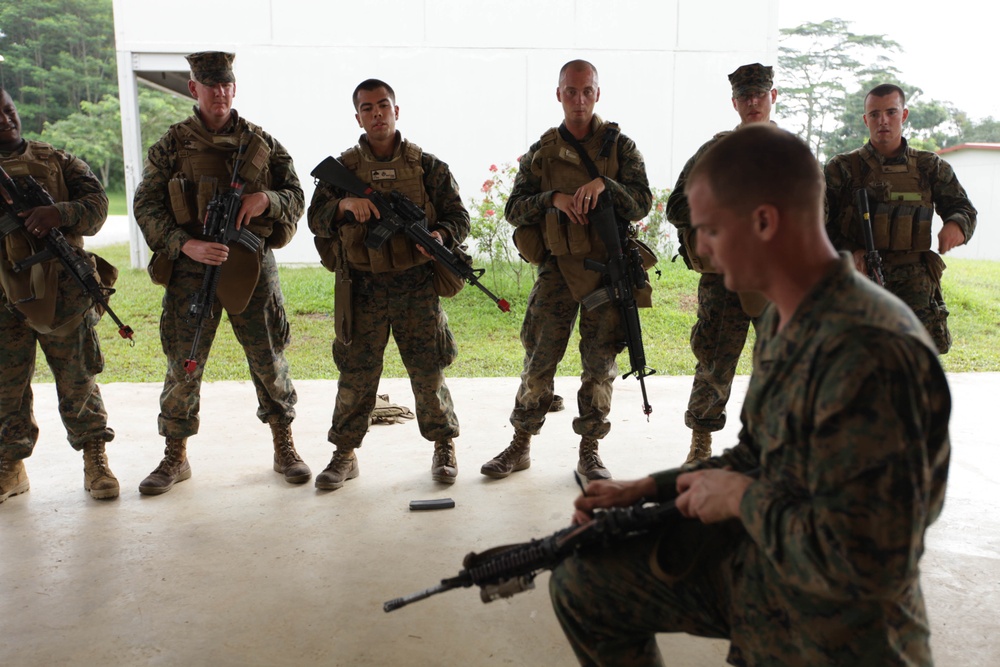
112;0;778;266
937;143;999;261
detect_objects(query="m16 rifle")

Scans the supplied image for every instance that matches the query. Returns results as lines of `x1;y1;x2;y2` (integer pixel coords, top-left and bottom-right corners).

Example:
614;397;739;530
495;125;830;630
0;164;135;342
183;135;263;374
581;194;656;417
310;156;510;312
383;498;680;612
854;188;886;287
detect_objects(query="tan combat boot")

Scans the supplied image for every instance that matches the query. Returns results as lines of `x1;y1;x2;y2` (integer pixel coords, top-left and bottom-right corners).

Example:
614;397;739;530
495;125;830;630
480;429;531;479
577;437;611;481
138;437;191;496
0;457;30;504
685;429;712;465
431;439;458;484
270;423;311;484
82;440;119;500
315;447;359;491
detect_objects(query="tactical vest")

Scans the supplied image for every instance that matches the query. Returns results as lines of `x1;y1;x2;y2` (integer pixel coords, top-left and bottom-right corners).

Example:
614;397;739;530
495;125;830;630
164;115;274;314
532;118;621;300
338;139;436;273
0;142;96;334
840;147;934;253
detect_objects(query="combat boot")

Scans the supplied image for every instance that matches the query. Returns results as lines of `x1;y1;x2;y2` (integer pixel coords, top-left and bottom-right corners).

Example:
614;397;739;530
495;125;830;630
138;437;191;496
0;457;30;504
577;437;611;481
549;394;565;412
270;423;311;484
685;429;712;465
82;440;119;500
315;447;359;491
431;440;458;484
480;429;531;479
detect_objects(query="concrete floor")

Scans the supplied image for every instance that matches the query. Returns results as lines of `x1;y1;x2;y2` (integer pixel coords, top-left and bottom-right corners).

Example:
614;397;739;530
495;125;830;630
1;373;998;666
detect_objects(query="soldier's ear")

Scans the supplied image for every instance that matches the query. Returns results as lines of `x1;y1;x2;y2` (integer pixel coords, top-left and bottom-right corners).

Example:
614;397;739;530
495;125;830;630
753;204;779;241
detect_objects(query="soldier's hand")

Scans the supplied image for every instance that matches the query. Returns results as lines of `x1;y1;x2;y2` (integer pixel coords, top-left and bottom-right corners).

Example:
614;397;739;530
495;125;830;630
235;191;270;229
339;197;380;223
552;192;587;225
675;469;753;524
182;239;230;266
851;249;867;273
573;177;606;214
938;221;966;254
416;230;444;259
572;476;656;525
19;205;62;238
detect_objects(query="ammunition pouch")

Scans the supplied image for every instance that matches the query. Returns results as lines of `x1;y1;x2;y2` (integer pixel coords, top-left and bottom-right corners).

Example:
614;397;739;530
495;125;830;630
432;244;472;298
677;226;717;273
511;224;548;265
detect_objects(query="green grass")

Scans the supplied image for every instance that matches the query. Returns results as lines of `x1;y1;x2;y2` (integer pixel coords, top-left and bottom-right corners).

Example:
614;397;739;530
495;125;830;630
29;245;1000;383
107;190;128;216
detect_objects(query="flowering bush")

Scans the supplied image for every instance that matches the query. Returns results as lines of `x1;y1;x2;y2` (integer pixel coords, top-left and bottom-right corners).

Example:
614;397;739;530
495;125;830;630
468;161;529;291
634;187;675;264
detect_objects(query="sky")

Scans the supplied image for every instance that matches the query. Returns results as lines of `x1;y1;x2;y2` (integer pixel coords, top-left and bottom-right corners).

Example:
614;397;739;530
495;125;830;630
777;0;998;122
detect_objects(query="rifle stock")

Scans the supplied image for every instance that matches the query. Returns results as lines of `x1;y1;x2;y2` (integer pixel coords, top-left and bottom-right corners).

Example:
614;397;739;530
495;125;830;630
0;165;135;343
310;156;510;312
581;197;655;417
854;189;886;287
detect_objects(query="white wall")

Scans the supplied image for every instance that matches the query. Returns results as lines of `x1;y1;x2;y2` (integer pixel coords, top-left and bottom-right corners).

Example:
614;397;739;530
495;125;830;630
114;0;779;265
935;147;999;261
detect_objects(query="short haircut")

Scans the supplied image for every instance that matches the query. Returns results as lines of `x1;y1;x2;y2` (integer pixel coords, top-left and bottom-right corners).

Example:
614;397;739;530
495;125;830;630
352;79;395;110
865;83;906;108
558;59;599;87
688;124;823;216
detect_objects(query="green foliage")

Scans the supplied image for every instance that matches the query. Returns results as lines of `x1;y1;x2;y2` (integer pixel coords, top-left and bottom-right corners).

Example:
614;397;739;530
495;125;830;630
634;187;675;262
0;0;117;133
467;161;531;293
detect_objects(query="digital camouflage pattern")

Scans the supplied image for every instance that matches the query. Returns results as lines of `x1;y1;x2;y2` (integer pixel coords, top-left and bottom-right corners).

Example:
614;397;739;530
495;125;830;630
308;135;468;449
505;122;650;440
0;143;114;459
186;51;236;86
551;256;951;666
666;130;759;432
727;63;773;97
133;110;303;438
825;139;977;354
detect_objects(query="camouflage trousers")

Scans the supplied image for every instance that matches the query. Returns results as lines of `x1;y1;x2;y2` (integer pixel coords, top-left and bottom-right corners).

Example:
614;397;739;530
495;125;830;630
511;258;624;439
328;264;459;448
884;253;950;354
0;300;114;460
549;526;736;667
157;250;297;438
685;273;758;433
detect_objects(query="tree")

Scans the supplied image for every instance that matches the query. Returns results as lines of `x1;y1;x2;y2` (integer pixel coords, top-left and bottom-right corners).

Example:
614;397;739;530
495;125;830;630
40;87;191;190
778;19;901;160
0;0;117;134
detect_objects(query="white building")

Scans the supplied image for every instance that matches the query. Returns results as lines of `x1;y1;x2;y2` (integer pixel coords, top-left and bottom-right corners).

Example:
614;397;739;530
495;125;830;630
936;143;999;261
113;0;779;267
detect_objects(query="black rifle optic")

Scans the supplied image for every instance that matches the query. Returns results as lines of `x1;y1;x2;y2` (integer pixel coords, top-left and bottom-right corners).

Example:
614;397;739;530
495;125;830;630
854;189;886;287
0;165;135;343
310;156;510;313
183;135;263;374
383;499;680;612
581;195;655;417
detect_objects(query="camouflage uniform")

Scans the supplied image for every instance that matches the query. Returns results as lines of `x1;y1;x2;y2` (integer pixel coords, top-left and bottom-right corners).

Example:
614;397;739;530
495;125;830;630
506;116;651;440
549;255;951;666
307;133;468;450
133;110;303;438
666;129;763;434
0;141;115;461
825;138;977;354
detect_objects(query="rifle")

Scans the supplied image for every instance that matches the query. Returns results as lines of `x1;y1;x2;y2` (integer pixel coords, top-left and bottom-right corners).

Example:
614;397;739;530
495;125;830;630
580;196;655;417
183;135;263;374
310;156;510;313
384;499;680;612
854;189;885;287
0;165;135;343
